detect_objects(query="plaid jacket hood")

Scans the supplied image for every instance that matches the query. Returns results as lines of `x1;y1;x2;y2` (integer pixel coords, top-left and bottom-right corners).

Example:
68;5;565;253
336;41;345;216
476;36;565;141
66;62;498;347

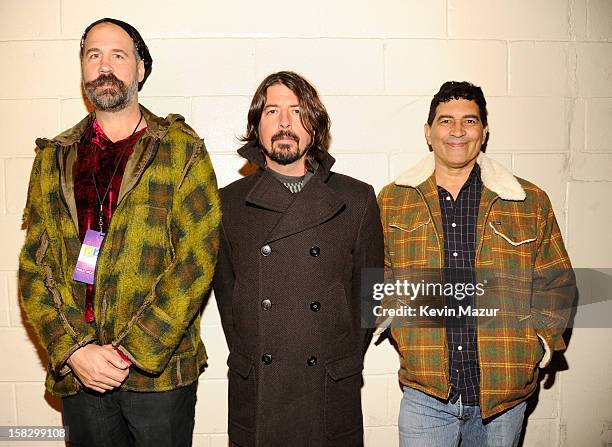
19;105;221;396
378;152;575;418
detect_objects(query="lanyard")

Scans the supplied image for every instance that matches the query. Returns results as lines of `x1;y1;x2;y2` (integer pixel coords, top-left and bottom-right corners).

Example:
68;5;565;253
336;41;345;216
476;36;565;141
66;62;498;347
90;112;143;232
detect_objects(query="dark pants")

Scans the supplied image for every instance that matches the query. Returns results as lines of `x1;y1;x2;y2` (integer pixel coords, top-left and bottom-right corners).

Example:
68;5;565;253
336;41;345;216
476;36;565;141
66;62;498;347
62;382;197;447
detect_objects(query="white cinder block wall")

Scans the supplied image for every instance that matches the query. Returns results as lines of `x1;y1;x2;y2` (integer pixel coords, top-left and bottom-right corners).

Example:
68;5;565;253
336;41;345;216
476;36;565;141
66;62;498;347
0;1;611;446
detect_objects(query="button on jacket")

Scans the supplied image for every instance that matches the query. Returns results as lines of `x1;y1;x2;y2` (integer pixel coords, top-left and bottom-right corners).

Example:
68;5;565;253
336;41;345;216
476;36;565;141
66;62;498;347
377;153;576;419
213;141;384;447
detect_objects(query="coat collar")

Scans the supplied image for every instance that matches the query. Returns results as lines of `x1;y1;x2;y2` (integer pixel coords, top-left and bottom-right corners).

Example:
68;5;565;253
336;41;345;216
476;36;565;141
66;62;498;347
394;152;526;201
35;104;178;149
237;141;345;243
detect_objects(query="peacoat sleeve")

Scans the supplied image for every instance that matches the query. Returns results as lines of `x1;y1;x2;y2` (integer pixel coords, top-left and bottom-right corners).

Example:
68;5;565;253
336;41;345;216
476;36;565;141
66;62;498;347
353;185;385;355
112;138;221;374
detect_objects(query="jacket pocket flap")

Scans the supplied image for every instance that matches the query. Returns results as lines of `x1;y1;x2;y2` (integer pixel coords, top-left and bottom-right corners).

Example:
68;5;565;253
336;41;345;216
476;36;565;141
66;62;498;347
227;351;253;379
489;222;536;246
389;217;431;233
325;355;363;381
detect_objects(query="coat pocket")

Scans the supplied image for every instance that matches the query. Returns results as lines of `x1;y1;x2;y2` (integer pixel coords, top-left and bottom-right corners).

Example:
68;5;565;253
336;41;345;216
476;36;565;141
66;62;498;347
489;221;536;246
227;350;256;433
324;354;364;439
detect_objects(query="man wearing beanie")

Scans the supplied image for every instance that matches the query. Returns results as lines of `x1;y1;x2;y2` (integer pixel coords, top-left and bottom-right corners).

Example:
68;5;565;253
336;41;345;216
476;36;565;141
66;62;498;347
18;18;220;446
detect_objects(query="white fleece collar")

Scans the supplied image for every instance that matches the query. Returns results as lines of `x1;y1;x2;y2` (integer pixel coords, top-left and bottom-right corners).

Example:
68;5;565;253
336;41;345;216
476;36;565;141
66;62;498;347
395;153;526;201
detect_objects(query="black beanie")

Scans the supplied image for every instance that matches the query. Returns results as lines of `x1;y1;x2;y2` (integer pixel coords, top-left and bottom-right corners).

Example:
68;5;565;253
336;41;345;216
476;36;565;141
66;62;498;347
81;18;153;91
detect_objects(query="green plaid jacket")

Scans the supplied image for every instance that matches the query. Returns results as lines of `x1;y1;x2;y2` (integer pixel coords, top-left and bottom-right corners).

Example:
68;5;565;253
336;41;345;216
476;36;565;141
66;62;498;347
19;106;220;396
377;153;575;418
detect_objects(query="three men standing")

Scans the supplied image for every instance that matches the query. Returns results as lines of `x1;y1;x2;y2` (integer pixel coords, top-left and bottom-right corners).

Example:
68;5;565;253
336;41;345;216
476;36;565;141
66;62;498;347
378;81;575;446
213;71;384;446
19;18;220;446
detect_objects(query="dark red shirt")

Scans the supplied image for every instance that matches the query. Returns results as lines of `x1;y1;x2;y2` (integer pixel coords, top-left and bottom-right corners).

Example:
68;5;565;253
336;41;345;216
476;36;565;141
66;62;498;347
75;118;145;322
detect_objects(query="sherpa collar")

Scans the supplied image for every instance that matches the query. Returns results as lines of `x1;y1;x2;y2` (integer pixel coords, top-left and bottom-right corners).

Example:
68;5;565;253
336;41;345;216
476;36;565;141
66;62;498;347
394;152;526;201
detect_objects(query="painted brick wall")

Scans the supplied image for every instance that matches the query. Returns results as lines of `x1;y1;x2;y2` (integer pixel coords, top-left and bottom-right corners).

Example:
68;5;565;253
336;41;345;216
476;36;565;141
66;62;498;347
0;1;610;446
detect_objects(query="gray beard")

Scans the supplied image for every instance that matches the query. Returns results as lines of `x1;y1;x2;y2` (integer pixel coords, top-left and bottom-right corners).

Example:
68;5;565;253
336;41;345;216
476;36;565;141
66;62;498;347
84;78;138;112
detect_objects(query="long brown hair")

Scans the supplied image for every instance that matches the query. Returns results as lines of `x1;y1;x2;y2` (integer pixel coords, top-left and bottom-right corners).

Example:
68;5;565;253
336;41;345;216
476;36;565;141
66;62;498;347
242;71;331;167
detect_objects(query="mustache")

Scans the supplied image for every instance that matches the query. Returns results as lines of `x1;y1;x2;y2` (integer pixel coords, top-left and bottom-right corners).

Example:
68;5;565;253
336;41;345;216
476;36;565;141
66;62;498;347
84;73;125;90
271;130;300;143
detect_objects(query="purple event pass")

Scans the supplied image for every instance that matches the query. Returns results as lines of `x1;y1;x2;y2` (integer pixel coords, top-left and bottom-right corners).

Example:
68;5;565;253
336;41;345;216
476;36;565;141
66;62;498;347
73;229;105;284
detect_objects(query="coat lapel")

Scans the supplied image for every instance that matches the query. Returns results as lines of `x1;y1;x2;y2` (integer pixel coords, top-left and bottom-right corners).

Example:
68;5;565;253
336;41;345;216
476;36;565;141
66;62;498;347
246;170;346;243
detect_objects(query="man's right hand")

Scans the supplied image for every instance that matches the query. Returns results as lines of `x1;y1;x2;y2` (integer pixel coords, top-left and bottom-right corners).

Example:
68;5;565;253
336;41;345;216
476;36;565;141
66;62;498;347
67;344;130;393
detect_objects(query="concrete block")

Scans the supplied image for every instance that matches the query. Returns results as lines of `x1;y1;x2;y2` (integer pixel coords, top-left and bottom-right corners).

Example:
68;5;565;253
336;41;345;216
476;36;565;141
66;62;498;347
387;375;402;426
576;43;612;97
586;98;612;152
485;153;512;171
140;97;190;122
0;0;59;39
522;419;559;447
191;96;251;155
60;0;319;38
192;434;211;447
364;341;401;376
15;383;62;426
362;375;392;426
389;152;430;184
0;100;59;157
486;97;569;152
145;39;256;96
365;426;398;446
567;182;612;267
331;153;389;193
200;325;229;380
569;98;586;153
0;41;82;99
508;42;574;97
560;328;612;447
528;385;560;420
571;0;589;40
194;379;228;434
207;152;248;190
0;273;9;327
6;271;22;328
210;435;229;447
448;0;570;40
255;39;384;95
385;40;507;96
572;154;612;181
513;154;569;231
0;215;25;271
59;98;90;132
322;96;430;154
319;0;446;38
0;327;48;382
0;384;16;425
5;158;35;217
0;159;4;215
587;0;612;41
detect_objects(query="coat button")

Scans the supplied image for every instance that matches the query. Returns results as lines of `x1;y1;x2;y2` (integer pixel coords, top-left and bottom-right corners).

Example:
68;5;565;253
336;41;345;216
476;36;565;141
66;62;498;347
307;356;317;366
261;299;272;311
310;301;321;312
261;245;272;256
309;246;320;257
261;354;273;365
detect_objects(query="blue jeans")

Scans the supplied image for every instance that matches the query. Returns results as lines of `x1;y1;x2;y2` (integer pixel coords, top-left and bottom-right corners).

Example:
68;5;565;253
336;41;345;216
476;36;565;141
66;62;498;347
61;382;197;447
399;386;526;447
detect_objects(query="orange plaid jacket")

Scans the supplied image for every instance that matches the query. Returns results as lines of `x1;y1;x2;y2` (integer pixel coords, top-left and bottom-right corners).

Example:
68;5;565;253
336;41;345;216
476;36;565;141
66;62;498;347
377;153;575;418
